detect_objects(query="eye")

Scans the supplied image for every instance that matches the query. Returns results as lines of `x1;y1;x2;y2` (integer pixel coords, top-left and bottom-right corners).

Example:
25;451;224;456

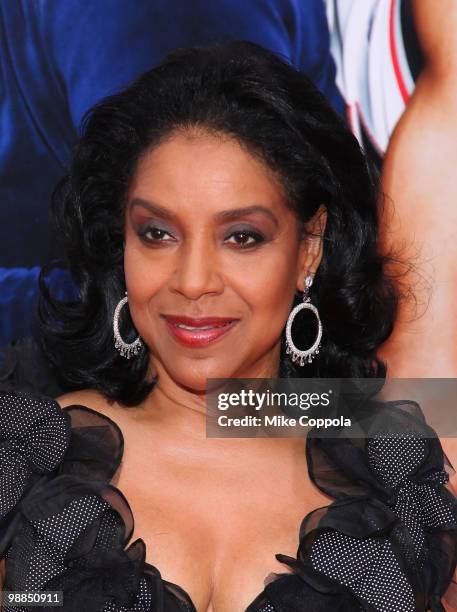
225;230;265;249
138;225;176;243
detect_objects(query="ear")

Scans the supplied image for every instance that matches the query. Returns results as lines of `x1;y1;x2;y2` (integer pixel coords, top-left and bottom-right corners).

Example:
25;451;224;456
296;205;327;292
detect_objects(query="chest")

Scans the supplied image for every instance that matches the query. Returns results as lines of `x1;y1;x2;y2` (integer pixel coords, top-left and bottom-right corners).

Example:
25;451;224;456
112;444;330;611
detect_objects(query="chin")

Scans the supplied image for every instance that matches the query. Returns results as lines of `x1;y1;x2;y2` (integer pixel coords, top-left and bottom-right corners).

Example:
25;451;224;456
169;359;240;393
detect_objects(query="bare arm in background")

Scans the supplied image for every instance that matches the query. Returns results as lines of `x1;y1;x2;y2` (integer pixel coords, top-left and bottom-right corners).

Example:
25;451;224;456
378;0;457;377
377;4;457;606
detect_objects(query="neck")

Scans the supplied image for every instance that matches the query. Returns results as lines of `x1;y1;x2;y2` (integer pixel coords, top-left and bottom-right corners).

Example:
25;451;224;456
133;355;304;465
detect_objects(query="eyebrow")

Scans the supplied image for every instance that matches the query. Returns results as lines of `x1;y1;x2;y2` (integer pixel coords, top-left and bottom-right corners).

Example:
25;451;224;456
129;198;279;227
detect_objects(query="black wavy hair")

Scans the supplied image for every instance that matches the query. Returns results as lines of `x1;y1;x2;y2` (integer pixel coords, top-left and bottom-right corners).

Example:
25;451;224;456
40;40;402;406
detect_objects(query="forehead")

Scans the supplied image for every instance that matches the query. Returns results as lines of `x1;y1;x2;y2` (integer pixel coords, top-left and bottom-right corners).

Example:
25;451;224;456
127;130;289;215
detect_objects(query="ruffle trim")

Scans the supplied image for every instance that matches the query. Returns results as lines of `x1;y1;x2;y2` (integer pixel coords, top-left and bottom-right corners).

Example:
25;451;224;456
0;390;456;611
250;400;457;612
0;391;195;612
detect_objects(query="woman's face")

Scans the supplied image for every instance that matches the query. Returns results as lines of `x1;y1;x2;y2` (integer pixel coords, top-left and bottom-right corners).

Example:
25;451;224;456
124;129;325;392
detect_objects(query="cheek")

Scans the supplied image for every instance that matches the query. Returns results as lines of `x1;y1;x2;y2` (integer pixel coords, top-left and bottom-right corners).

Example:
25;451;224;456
259;268;296;326
123;242;168;305
228;248;298;330
123;245;146;302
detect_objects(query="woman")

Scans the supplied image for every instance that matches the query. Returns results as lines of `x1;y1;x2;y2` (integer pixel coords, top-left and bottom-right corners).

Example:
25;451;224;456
0;41;456;611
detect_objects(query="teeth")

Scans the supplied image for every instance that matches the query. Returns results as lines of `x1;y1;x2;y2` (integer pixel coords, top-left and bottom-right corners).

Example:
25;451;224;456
175;323;229;330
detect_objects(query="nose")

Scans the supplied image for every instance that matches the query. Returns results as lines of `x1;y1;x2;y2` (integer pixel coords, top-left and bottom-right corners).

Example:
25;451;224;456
169;236;224;300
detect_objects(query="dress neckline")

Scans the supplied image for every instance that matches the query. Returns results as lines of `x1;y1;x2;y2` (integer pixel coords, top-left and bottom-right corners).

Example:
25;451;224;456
60;402;301;612
1;388;456;611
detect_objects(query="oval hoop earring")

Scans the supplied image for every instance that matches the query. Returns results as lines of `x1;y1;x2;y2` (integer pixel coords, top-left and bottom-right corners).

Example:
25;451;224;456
113;292;143;359
285;275;322;366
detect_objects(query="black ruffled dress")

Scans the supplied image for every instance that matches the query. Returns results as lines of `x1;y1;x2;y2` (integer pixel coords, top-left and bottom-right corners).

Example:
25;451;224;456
0;388;456;612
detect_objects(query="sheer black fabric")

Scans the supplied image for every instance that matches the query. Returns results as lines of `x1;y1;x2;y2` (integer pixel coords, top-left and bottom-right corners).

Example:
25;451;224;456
0;392;195;612
0;389;456;611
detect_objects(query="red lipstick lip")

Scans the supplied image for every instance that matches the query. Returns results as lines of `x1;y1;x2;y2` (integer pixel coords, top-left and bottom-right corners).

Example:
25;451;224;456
162;315;239;348
162;315;237;327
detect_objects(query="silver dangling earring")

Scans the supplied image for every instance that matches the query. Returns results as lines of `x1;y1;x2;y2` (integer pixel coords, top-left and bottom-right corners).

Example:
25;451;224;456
113;292;143;359
285;275;322;366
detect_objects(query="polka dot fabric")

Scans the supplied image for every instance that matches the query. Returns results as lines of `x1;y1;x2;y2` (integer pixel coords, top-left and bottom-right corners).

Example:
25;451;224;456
0;395;195;612
0;391;456;611
0;390;70;519
268;400;457;611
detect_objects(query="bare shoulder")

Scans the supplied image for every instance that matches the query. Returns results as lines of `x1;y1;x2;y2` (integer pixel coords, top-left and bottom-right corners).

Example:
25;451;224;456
56;389;114;416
